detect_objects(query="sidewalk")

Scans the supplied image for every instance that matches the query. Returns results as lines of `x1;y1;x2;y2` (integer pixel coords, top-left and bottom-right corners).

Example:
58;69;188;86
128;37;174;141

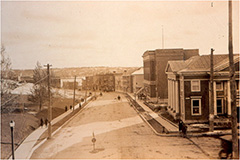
127;93;232;137
128;93;179;133
9;96;93;160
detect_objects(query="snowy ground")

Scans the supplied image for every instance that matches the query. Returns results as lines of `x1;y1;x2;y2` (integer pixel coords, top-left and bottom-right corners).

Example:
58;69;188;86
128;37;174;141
30;92;217;159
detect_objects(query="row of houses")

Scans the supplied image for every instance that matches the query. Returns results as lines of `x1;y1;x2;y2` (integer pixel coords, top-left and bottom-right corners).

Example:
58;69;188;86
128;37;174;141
82;68;145;93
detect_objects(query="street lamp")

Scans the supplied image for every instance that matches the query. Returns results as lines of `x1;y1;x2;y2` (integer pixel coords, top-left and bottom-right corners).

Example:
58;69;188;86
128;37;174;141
9;120;15;160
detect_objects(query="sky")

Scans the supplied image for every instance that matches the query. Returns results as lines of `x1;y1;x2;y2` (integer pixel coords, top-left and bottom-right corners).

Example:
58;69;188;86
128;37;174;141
1;0;239;69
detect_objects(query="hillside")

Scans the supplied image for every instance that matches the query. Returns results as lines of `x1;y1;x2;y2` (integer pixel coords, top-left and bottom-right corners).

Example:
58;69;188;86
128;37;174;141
13;66;140;78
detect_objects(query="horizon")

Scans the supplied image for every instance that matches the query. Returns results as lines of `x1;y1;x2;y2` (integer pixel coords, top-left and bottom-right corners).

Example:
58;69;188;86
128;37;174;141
2;1;239;70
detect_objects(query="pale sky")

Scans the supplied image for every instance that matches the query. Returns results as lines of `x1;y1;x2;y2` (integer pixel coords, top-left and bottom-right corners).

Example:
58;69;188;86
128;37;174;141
1;0;239;69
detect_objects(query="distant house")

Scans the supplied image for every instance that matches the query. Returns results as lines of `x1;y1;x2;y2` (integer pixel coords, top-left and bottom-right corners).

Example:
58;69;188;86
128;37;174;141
114;73;123;92
131;67;144;93
122;70;134;93
11;83;34;107
142;48;199;102
82;74;115;92
165;54;240;124
60;77;83;89
98;73;115;92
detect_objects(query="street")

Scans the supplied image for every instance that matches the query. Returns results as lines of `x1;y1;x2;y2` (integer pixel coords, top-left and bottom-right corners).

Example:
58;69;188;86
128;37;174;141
31;92;208;159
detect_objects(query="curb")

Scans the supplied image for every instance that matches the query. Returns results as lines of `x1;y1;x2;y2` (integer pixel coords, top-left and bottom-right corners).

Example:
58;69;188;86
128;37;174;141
126;94;180;137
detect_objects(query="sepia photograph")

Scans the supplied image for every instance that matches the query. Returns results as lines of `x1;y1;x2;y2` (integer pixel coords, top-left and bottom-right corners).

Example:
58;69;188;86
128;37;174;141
1;0;239;159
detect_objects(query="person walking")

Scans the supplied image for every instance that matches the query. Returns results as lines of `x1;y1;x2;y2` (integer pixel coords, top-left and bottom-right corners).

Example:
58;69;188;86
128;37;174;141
178;120;183;136
40;118;44;128
45;119;48;128
182;123;187;138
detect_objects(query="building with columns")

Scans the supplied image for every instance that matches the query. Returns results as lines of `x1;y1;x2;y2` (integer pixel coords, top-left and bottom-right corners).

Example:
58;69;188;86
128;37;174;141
165;54;240;123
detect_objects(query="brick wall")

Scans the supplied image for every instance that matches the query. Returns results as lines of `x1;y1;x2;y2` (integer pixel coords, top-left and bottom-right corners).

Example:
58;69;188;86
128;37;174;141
184;80;209;122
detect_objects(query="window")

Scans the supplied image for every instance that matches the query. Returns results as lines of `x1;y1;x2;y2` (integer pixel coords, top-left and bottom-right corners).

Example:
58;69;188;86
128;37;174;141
191;80;200;92
191;99;201;115
236;81;240;91
217;98;223;114
216;81;223;91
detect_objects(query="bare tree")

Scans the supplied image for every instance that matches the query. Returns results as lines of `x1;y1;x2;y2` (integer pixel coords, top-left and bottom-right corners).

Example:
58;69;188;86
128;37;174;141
1;45;17;112
29;62;48;111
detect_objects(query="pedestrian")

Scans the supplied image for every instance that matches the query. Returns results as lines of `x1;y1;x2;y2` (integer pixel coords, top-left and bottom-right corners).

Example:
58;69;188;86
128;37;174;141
118;95;121;101
79;103;81;108
179;120;183;132
65;106;68;112
45;119;48;127
182;123;187;138
70;105;72;110
40;118;44;128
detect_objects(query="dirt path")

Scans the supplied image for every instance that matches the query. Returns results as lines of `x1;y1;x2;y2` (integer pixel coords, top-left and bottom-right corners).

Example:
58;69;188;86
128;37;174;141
31;92;209;159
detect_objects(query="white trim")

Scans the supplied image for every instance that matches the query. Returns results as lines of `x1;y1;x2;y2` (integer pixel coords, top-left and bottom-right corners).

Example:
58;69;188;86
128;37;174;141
191;80;201;92
184;79;209;81
190;96;202;98
191;98;202;116
216;81;224;91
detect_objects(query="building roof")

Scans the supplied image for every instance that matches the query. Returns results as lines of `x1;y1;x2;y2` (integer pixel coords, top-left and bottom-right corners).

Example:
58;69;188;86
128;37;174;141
214;55;240;71
167;54;240;74
142;48;199;58
167;60;186;72
131;67;144;75
11;83;34;95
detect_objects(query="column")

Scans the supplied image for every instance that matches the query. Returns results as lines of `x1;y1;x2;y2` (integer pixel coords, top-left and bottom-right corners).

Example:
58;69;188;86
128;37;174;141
170;80;172;108
173;81;176;111
175;81;179;114
171;80;174;109
228;81;231;115
168;80;170;107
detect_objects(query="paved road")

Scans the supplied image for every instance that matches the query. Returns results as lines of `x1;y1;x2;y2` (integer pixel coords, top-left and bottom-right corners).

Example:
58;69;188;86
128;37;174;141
31;92;208;159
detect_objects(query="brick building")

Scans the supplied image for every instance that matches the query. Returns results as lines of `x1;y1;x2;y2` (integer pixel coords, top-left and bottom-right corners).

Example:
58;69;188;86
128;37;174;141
114;73;123;92
82;74;115;92
122;70;134;93
165;54;240;123
98;73;115;92
142;48;199;102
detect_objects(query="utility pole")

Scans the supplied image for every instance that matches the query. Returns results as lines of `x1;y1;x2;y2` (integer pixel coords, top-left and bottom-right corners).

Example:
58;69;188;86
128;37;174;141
228;0;238;158
73;76;76;111
44;64;52;139
209;48;214;132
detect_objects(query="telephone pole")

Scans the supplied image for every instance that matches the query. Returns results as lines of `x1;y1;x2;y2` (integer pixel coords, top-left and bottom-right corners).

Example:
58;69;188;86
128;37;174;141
209;48;214;132
228;0;238;158
44;64;52;139
73;76;76;111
